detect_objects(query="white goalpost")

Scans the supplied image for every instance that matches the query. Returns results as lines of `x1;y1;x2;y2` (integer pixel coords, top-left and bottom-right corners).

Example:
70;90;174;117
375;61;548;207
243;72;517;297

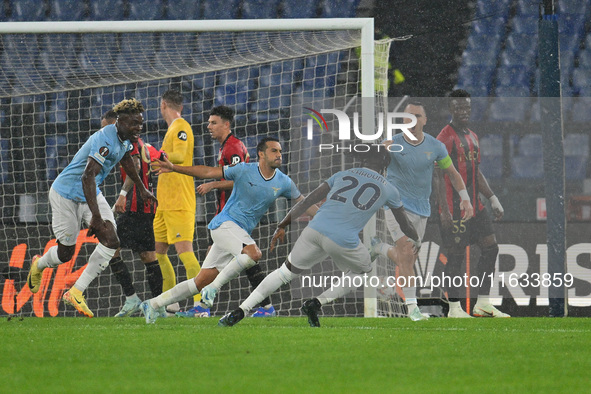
0;18;405;318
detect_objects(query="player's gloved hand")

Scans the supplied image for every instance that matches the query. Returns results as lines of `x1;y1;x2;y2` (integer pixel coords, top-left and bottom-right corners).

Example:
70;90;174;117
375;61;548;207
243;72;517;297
270;227;286;252
152;154;173;175
489;195;504;220
407;237;422;254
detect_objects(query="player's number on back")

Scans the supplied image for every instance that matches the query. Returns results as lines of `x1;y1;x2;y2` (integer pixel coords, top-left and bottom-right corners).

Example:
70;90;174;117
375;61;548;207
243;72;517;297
330;176;381;211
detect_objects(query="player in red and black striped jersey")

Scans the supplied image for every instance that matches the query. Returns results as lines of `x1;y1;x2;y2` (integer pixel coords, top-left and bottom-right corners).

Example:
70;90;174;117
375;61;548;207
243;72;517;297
435;90;509;318
101;110;164;317
183;106;275;318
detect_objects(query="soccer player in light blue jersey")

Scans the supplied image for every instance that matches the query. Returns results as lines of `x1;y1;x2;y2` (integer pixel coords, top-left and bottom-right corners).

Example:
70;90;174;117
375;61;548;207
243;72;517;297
217;145;422;328
26;99;156;317
371;102;473;320
140;137;316;323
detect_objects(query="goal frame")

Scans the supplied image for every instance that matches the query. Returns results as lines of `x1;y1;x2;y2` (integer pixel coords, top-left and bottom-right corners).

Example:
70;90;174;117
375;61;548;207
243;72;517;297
0;18;379;317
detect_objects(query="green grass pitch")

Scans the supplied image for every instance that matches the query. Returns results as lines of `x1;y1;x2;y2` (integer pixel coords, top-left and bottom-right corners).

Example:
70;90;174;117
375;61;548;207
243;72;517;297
1;316;589;393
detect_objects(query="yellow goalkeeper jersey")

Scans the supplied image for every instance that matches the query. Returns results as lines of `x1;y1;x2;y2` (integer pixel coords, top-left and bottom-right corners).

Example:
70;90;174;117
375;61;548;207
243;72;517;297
157;118;196;211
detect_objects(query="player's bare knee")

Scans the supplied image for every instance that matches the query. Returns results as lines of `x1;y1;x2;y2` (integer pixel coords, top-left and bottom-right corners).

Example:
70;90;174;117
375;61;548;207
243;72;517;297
243;245;262;261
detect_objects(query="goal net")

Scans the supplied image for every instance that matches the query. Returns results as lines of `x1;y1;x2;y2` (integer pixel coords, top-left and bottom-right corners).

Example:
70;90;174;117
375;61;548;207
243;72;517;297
0;19;402;318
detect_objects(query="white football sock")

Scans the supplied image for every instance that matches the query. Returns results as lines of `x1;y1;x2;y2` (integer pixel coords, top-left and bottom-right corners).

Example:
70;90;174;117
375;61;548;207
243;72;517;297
73;243;116;293
239;263;292;314
317;272;362;305
403;286;417;305
449;301;462;309
151;279;198;309
476;296;490;306
37;246;62;269
210;254;256;290
377;243;392;258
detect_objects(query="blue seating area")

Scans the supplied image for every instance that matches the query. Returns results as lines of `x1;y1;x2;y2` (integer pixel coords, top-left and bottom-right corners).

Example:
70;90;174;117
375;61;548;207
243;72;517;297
3;0;359;21
456;0;591;122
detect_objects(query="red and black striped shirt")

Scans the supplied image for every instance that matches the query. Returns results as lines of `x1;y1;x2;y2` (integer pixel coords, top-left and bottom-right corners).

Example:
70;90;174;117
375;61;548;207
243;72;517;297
437;123;484;218
120;137;158;214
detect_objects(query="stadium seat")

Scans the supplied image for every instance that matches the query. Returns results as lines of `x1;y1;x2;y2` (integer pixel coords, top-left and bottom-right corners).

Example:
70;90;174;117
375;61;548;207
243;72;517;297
475;0;511;19
49;0;86;20
511;16;538;35
128;0;165;20
8;0;46;21
471;17;506;36
461;48;499;67
167;0;202;19
281;0;318;18
202;0;240;19
489;86;530;121
499;47;536;67
321;0;359;17
515;0;539;16
46;92;68;123
241;0;280;19
466;34;502;54
495;65;530;88
478;133;504;179
559;14;585;37
505;32;538;54
511;134;543;179
88;0;125;21
0;1;7;22
572;68;591;95
563;134;589;180
558;0;589;14
456;65;494;93
571;96;591;122
578;49;591;69
45;135;69;181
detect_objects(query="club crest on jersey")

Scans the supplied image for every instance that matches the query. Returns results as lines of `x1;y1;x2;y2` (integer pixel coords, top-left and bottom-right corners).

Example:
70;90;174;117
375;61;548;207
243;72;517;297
271;187;281;196
99;146;110;157
177;131;188;141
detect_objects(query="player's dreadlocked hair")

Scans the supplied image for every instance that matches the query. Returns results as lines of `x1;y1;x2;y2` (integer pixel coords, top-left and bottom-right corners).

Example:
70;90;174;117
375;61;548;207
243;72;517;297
112;98;145;115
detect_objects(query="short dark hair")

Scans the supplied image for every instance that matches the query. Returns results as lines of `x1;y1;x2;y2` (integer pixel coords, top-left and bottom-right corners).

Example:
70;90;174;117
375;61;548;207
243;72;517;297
353;144;390;172
406;100;426;113
102;109;118;122
256;137;280;157
162;89;183;108
449;89;471;108
210;106;234;124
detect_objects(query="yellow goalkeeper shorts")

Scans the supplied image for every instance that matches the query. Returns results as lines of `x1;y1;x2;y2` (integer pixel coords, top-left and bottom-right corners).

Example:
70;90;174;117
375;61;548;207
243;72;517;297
153;209;195;244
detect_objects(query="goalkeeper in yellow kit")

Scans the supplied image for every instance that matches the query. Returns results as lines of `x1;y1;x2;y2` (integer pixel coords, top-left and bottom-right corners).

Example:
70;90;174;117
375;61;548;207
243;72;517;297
153;89;203;315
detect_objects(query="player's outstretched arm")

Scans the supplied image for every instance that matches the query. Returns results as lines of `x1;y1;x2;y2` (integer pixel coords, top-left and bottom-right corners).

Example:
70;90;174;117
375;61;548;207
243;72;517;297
443;164;474;220
477;169;504;220
120;152;157;206
390;206;421;253
197;180;234;195
270;183;329;251
152;155;223;179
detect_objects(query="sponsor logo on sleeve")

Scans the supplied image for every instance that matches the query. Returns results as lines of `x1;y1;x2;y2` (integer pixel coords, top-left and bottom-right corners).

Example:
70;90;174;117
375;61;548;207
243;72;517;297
177;131;188;141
